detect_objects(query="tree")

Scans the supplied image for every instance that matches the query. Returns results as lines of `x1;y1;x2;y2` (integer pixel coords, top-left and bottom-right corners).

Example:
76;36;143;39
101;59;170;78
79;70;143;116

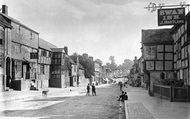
70;53;94;78
118;59;133;71
107;56;117;71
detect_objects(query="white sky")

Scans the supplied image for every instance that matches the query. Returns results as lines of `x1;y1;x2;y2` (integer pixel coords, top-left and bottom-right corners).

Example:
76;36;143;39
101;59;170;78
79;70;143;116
1;0;189;65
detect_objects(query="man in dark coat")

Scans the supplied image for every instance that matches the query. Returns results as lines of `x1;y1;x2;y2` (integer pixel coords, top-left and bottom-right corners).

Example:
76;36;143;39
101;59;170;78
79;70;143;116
86;83;90;96
92;83;96;96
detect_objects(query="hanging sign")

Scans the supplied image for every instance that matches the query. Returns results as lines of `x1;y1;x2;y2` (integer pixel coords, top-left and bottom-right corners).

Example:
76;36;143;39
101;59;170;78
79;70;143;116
158;8;185;26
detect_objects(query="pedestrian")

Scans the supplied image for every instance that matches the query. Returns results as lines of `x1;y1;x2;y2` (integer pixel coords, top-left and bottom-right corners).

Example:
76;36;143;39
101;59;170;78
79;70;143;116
92;83;96;96
124;92;128;101
120;82;123;91
118;91;125;102
86;83;90;96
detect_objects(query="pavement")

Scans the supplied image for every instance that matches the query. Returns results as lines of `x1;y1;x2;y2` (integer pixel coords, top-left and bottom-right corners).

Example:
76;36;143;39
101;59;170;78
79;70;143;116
123;86;190;119
0;84;112;101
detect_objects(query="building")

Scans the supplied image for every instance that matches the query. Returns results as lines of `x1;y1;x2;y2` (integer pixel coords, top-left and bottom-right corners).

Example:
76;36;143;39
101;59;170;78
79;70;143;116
94;59;102;85
0;6;12;91
37;38;57;89
49;48;69;88
0;5;40;91
141;29;174;95
170;12;190;86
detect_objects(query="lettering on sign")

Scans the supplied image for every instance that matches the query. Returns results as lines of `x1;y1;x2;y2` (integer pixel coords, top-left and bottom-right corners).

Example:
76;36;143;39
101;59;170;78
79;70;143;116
158;8;185;26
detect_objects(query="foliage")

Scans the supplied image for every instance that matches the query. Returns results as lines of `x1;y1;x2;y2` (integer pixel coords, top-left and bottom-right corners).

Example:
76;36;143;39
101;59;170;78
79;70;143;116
70;53;94;78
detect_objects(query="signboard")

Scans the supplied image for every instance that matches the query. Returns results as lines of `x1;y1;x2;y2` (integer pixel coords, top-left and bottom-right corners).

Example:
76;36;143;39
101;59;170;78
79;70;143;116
158;8;185;26
30;52;38;59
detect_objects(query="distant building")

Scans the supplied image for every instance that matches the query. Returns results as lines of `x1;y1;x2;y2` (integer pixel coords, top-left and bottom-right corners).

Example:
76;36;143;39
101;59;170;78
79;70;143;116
94;59;102;84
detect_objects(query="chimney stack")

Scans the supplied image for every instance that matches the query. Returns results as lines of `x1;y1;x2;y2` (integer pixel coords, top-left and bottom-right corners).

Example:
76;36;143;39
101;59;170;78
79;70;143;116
2;5;8;15
64;46;68;55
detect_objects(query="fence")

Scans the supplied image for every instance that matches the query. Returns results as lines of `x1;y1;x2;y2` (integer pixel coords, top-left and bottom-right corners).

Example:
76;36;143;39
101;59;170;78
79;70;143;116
153;84;171;100
153;84;190;102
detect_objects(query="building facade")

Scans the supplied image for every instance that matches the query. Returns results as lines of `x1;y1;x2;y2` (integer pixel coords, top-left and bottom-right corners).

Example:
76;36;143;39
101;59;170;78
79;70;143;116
0;9;12;91
94;59;102;85
171;12;190;86
49;48;69;88
0;6;40;91
37;38;57;89
141;29;174;95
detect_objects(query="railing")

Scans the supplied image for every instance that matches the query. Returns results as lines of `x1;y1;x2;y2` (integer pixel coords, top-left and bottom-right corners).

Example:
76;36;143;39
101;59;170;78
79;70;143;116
153;84;190;102
153;84;171;100
173;87;190;102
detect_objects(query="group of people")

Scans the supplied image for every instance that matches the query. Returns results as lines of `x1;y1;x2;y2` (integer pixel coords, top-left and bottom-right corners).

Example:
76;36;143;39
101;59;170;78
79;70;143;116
118;91;128;102
86;83;96;96
118;82;128;102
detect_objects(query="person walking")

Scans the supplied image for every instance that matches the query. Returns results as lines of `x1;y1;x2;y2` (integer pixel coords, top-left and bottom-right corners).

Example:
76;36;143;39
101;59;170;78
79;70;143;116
86;83;90;96
92;83;96;96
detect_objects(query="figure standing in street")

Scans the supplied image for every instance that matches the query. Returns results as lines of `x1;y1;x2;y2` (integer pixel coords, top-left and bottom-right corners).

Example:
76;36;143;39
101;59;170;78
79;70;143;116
86;83;90;96
124;92;128;101
119;82;123;91
118;91;125;102
92;83;96;96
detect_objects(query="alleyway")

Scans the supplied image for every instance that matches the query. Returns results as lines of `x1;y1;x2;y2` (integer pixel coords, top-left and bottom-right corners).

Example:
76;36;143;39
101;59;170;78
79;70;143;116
0;84;124;119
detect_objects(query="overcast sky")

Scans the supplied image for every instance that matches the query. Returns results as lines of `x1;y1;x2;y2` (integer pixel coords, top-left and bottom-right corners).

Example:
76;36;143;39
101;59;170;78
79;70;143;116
1;0;189;65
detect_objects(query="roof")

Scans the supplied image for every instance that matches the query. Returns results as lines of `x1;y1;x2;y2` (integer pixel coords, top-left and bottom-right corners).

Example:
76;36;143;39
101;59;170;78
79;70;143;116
51;48;65;53
39;38;57;51
142;29;173;45
0;12;39;34
0;14;12;28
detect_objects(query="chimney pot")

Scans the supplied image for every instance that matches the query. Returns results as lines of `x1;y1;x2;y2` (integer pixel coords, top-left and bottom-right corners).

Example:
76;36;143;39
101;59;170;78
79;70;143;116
2;5;8;15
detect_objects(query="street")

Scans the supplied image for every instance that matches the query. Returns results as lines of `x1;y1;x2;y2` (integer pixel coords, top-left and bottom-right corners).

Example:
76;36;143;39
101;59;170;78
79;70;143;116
1;84;190;119
0;84;124;119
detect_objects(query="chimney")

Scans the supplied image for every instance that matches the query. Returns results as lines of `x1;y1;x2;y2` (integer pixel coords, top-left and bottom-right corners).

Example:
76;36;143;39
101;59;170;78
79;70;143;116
2;5;8;15
64;46;68;55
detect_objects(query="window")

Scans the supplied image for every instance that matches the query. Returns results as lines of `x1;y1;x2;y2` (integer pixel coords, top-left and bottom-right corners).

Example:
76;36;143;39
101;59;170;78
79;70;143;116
0;39;2;45
40;65;45;74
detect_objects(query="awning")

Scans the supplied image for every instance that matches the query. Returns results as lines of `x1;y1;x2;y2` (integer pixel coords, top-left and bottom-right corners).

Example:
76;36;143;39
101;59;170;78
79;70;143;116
0;14;12;28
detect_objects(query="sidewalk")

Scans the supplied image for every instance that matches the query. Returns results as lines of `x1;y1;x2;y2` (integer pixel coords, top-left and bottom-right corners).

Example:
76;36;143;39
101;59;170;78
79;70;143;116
0;83;110;102
123;86;190;119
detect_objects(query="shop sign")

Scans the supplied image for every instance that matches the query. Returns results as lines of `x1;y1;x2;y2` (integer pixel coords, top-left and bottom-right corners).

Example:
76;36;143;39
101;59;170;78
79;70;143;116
158;8;185;26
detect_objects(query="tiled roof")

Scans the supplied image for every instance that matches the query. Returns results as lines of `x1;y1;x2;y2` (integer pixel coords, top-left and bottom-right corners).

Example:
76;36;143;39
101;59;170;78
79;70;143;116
39;38;57;51
0;12;38;34
0;14;12;28
142;29;173;44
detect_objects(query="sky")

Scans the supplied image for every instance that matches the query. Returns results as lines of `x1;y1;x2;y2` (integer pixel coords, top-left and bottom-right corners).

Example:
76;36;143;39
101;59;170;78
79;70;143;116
0;0;189;65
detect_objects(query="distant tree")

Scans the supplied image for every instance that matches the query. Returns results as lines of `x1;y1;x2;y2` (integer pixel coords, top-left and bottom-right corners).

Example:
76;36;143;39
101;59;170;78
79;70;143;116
118;59;133;71
70;53;94;78
107;56;117;71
